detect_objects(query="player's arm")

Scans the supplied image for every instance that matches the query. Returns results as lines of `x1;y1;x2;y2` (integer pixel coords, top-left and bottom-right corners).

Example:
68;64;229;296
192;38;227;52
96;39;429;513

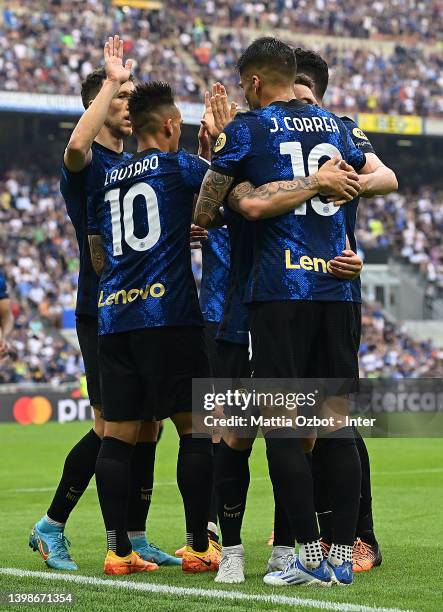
228;157;360;221
0;298;13;359
64;35;132;172
328;239;363;281
357;153;398;197
194;170;233;228
88;234;106;276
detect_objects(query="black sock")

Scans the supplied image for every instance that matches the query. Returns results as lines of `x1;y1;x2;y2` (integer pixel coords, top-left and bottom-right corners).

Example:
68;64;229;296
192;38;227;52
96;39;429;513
208;442;220;528
47;429;101;524
353;427;376;543
265;428;318;544
312;444;333;544
315;428;362;546
95;436;134;557
177;434;213;552
273;450;311;546
215;440;251;547
126;441;156;534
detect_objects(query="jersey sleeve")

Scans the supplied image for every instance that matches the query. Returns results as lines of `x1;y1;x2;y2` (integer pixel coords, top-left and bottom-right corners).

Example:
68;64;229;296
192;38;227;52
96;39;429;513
337;118;366;171
178;151;211;192
210;117;253;177
0;272;8;300
341;116;376;155
59;159;90;225
87;192;100;235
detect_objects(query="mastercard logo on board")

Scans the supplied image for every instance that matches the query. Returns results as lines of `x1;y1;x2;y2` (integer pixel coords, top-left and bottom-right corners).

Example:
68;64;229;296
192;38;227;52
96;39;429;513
13;396;52;425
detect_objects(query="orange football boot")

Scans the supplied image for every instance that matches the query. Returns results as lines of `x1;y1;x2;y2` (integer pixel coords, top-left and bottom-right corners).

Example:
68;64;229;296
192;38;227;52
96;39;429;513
182;540;221;574
353;538;382;572
104;550;159;575
320;539;331;559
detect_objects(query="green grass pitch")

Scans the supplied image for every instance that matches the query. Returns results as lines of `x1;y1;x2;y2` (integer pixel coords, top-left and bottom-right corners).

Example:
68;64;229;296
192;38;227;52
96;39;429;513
0;421;442;612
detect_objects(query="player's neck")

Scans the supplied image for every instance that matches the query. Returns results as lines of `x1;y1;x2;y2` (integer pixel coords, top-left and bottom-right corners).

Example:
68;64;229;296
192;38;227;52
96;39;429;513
260;86;295;109
136;133;170;154
94;127;124;154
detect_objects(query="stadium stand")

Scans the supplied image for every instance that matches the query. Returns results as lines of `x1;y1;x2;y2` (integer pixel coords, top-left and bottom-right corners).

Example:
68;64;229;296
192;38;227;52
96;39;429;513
0;1;442;115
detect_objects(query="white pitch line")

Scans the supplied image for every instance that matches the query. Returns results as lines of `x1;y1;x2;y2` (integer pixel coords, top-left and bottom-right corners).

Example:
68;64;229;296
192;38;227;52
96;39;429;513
0;568;414;612
5;468;443;495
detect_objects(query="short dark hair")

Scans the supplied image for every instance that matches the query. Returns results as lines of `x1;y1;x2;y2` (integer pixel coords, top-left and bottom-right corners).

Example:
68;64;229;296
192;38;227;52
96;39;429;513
294;73;315;91
80;68;134;109
81;68;107;109
237;37;297;84
294;49;329;100
128;81;176;135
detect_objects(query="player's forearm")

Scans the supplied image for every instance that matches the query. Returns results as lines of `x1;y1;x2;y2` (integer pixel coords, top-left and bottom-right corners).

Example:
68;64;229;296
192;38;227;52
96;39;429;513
88;234;106;276
228;177;319;221
194;170;234;228
358;166;398;198
64;79;120;172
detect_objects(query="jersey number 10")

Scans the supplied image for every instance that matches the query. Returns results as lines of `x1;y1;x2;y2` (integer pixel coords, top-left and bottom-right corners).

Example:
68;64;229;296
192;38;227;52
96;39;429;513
280;141;342;217
104;183;161;257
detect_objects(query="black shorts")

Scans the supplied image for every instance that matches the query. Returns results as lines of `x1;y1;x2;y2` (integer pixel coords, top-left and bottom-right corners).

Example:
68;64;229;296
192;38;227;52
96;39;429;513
250;300;361;385
98;326;210;422
76;315;101;406
204;321;250;379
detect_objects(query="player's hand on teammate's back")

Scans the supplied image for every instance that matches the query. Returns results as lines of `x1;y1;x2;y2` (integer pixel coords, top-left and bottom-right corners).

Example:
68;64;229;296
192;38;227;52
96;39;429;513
328;249;363;280
104;34;133;84
316;156;361;205
190;224;208;249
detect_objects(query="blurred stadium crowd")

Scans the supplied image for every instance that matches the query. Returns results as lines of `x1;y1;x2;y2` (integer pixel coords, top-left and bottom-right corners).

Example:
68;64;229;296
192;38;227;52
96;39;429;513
0;1;442;116
1;169;442;383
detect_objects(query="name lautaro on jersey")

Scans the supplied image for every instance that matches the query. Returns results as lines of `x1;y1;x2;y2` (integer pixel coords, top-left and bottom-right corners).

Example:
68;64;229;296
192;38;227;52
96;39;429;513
270;115;340;134
104;155;159;187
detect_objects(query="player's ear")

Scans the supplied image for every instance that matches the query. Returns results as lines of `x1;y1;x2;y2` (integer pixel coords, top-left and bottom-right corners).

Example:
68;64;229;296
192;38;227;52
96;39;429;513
164;118;173;138
252;75;260;94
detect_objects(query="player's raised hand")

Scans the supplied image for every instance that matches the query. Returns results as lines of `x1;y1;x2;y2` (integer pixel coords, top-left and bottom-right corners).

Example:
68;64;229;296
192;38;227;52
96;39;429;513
104;35;133;84
328;249;363;280
317;156;361;205
198;123;212;160
210;83;236;133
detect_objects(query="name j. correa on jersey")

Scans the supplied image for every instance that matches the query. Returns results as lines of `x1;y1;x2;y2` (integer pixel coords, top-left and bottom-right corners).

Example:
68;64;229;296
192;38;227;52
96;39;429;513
269;115;340;133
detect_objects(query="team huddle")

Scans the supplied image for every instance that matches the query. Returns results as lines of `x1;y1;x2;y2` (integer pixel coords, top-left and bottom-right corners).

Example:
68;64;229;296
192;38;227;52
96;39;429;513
29;35;398;587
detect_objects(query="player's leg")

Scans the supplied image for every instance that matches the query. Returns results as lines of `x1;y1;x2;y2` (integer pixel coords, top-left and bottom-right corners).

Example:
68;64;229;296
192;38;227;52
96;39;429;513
163;325;221;574
172;411;220;573
29;315;103;571
251;302;330;587
96;330;158;575
214;339;254;584
127;420;181;566
353;426;382;571
314;302;363;585
267;435;316;572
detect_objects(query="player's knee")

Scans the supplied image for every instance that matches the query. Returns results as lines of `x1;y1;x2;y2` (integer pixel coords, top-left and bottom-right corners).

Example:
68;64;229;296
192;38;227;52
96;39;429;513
138;420;160;443
92;406;105;439
104;420;140;445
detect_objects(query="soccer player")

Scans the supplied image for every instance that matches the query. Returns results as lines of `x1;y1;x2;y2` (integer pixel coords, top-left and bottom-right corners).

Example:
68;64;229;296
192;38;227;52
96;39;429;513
88;80;221;575
0;270;13;360
195;82;367;584
293;48;396;571
29;36;177;571
195;37;371;587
